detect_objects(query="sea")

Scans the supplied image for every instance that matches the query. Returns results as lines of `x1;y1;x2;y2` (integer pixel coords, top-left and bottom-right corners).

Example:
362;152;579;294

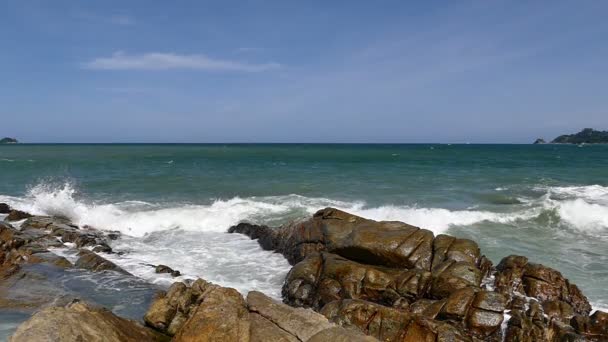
1;143;607;317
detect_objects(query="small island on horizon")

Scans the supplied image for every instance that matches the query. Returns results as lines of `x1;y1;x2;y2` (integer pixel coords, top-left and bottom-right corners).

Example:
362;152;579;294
0;137;18;144
534;128;608;144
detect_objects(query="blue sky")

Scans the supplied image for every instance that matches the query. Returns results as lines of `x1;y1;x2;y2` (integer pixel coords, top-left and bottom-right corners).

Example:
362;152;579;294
1;0;607;143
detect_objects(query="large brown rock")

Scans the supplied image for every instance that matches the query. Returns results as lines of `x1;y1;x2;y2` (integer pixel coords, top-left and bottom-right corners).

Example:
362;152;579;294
174;286;250;342
283;252;431;310
143;279;377;341
232;207;435;270
9;301;167;342
494;255;591;315
321;299;470;341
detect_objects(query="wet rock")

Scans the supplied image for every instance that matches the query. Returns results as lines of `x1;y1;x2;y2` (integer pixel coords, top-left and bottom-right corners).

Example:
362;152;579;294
155;264;181;277
321;299;468;341
571;310;608;341
430;259;482;299
283;252;431;310
92;244;113;253
228;222;278;250
9;301;168;342
494;255;591;315
75;249;130;275
5;210;32;222
232;208;435;270
0;203;11;214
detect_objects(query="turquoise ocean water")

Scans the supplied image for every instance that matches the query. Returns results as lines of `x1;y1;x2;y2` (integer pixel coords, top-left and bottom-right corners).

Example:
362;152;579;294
1;143;607;309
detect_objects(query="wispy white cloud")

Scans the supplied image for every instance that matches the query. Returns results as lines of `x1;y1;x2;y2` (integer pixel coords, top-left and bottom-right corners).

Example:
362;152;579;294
83;51;281;72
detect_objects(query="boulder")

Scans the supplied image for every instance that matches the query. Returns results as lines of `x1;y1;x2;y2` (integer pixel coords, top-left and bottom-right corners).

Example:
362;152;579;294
494;255;591;315
174;286;250;342
231;208;435;269
321;299;470;341
283;252;431;310
75;250;130;275
5;210;32;222
143;279;377;341
0;203;11;214
247;290;335;341
155;264;181;277
9;301;167;342
228;223;278;251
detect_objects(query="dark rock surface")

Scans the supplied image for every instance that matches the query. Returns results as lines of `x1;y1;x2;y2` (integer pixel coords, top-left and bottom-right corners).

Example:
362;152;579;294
0;203;11;214
533;138;546;144
5;210;33;222
155;264;181;277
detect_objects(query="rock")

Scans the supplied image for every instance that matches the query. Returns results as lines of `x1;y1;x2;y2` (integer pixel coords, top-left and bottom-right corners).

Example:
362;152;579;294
283;252;431;310
75;249;130;275
0;203;11;214
533;138;546;144
5;210;32;222
174;286;250;342
247;290;336;341
571;310;608;340
494;255;591;315
155;264;181;277
9;301;167;342
144;279;376;341
321;299;468;341
249;312;299;342
308;327;378;342
228;223;278;251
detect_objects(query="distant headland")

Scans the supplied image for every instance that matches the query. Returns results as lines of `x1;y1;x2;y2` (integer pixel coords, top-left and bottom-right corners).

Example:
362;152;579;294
534;128;608;144
0;137;18;144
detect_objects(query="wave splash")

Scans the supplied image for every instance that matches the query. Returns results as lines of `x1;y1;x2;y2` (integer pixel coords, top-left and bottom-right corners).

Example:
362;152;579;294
1;182;607;238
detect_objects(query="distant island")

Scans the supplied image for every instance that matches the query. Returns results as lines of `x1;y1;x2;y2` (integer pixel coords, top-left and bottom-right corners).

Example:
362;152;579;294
534;128;608;144
0;137;18;144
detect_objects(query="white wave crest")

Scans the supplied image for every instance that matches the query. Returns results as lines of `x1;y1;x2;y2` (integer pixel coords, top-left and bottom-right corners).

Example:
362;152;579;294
0;182;546;237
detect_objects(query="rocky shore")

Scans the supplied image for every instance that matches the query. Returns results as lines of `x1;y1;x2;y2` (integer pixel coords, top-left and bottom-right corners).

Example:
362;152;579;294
1;203;606;341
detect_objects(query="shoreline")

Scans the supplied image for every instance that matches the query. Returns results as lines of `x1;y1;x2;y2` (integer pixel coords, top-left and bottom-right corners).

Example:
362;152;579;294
1;203;606;341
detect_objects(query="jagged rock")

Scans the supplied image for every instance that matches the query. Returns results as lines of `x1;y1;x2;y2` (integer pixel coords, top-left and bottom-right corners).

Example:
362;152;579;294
75;250;130;275
283;252;431;310
321;299;470;341
0;203;11;214
143;279;376;341
231;208;436;269
249;312;299;342
247;290;338;341
155;264;181;277
494;255;591;315
9;301;167;342
174;286;250;341
5;210;32;222
228;222;278;250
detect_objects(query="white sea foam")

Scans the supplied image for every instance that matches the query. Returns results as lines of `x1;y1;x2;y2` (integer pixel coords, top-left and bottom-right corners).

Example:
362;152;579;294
0;182;543;237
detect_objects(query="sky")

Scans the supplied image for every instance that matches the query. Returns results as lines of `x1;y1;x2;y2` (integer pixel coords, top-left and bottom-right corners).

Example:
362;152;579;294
1;0;607;143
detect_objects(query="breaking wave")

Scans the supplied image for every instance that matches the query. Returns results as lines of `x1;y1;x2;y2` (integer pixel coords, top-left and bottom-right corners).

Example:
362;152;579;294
1;182;606;238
